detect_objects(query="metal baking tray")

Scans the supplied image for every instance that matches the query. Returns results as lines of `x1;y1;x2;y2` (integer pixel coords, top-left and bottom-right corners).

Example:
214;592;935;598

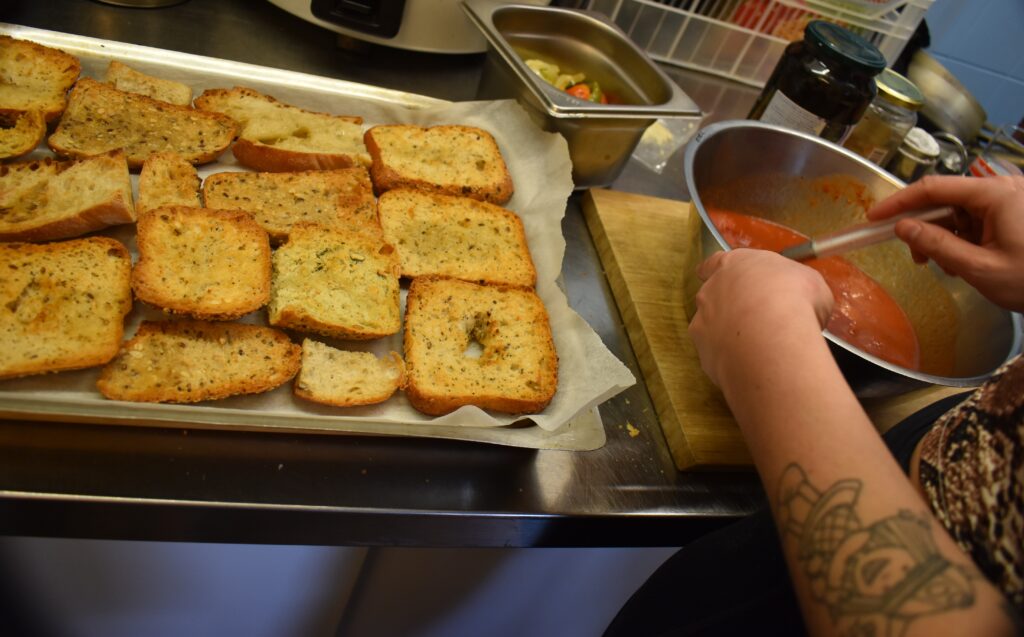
0;24;632;451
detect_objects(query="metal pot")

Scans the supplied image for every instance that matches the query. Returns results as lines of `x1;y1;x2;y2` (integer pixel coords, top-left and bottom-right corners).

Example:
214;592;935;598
906;50;987;143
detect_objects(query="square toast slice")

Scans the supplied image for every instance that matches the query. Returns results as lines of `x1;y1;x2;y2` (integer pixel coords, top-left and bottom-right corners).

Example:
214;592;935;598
294;339;405;407
137;152;202;213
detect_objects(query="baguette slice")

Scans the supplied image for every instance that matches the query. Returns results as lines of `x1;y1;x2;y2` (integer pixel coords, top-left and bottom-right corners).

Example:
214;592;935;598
403;276;558;416
365;124;513;205
0;151;135;242
97;320;301;403
104;60;192;106
0;110;46;160
48;78;237;169
0;237;132;380
294;339;405;407
194;86;368;172
132;206;271;320
0;35;81;122
378;188;536;287
269;223;401;340
137;152;202;213
202;167;377;242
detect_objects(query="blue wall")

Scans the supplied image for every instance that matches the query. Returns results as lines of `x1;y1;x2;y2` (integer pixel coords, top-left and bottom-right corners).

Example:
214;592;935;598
924;0;1024;127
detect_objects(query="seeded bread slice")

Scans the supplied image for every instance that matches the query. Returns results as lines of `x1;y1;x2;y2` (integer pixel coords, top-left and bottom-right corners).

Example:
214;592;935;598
137;152;202;213
104;60;192;106
48;78;237;169
202;167;377;242
132;206;271;320
97;320;301;403
0;110;45;160
378;188;536;287
194;86;368;172
0;151;135;242
269;224;401;340
294;339;405;407
0;237;132;380
0;35;81;122
364;124;513;205
403;276;558;416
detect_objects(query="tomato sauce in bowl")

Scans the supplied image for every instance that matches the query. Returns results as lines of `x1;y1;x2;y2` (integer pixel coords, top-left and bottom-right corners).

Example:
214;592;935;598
708;209;921;371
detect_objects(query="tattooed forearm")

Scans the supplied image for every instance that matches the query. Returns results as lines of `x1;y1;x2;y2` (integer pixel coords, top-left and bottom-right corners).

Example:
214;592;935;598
776;463;976;637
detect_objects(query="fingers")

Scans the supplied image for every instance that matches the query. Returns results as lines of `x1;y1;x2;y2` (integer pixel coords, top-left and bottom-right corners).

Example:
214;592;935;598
867;175;1008;221
894;219;992;278
696;250;726;281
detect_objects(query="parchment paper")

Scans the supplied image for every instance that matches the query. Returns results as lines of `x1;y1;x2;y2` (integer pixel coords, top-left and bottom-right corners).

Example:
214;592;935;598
0;25;636;447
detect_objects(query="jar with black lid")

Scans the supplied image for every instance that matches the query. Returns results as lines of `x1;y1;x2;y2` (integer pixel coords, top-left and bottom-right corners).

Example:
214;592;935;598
748;21;887;143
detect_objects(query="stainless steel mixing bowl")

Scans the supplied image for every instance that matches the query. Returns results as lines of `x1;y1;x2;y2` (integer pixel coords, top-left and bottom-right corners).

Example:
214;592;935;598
683;120;1022;397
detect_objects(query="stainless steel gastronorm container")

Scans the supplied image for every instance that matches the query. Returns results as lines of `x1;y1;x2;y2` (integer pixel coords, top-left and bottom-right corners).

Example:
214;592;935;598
684;120;1023;397
464;0;703;188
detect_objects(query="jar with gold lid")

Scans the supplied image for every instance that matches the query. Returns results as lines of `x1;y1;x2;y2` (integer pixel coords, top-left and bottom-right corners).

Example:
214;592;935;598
843;68;923;166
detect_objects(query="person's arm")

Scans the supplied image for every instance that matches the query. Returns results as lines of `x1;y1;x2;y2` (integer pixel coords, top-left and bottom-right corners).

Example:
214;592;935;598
689;249;1017;636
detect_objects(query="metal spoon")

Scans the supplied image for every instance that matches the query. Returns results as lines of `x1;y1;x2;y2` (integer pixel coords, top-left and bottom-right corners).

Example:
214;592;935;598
780;206;955;262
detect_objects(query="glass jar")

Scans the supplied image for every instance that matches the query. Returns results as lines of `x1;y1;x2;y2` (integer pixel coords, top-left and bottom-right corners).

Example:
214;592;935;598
748;21;886;143
844;69;923;166
885;127;940;182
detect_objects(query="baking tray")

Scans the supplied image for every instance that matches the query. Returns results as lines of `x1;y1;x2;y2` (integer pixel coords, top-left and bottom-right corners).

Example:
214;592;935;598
0;24;636;451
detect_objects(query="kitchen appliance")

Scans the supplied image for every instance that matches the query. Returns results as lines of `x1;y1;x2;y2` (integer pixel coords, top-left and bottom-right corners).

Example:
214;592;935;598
267;0;547;53
465;0;703;187
684;120;1022;397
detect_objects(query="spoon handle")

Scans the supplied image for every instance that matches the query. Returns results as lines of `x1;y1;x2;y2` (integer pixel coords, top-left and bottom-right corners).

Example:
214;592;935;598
781;206;955;261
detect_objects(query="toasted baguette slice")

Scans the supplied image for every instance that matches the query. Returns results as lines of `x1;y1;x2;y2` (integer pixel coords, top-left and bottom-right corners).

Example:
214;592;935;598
132;206;271;320
104;60;192;106
202;167;377;242
48;78;237;169
365;124;513;205
97;320;301;403
194;86;368;172
0;151;135;242
269;224;401;340
294;340;405;407
378;188;536;287
137;152;202;213
404;276;558;415
0;237;132;380
0;35;81;122
0;110;45;160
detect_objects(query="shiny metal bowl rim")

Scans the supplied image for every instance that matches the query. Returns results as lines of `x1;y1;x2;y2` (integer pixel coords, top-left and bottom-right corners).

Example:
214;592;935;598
683;119;1023;388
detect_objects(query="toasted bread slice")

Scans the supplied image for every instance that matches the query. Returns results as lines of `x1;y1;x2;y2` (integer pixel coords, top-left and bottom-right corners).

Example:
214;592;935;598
48;78;237;169
364;124;513;205
137;152;202;213
269;224;401;340
97;320;301;403
403;276;557;415
104;60;192;106
194;86;368;172
294;339;405;407
202;167;377;242
378;188;536;287
0;151;135;242
0;110;45;160
0;237;132;380
132;206;271;320
0;35;81;122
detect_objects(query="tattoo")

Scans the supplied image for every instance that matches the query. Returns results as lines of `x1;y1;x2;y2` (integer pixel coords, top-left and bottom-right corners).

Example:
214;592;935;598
776;463;975;636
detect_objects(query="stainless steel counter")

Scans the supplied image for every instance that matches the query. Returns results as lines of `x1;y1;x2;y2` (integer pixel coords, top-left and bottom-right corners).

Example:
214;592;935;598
0;0;764;547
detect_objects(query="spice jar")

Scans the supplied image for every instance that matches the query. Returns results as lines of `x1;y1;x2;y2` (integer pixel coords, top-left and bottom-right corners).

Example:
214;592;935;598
748;21;886;143
885;127;940;182
843;69;923;165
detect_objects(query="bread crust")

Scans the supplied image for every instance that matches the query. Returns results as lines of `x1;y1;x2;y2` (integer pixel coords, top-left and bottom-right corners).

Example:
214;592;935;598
364;125;514;205
0;35;81;122
0;237;132;380
0;151;135;242
403;276;558;416
230;138;361;172
48;78;237;169
96;320;301;403
131;206;271;320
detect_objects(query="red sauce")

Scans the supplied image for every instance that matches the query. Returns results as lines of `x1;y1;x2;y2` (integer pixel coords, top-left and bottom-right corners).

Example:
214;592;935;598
708;209;920;370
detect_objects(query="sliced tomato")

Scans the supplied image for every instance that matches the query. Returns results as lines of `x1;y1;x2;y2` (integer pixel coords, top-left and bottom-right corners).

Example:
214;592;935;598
566;83;591;100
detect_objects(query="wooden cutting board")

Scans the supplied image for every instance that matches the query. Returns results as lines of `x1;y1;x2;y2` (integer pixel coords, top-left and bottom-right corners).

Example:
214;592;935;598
582;188;963;471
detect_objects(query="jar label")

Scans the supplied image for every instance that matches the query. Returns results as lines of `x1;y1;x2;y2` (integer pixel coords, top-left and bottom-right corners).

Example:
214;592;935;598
759;90;826;136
